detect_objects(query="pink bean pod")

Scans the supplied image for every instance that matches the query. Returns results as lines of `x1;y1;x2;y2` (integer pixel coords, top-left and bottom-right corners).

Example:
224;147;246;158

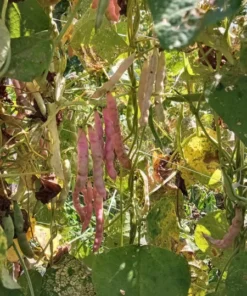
102;108;117;180
82;181;94;231
203;207;243;249
94;111;104;155
91;0;99;9
106;92;131;169
106;0;120;22
88;126;107;199
72;129;89;225
93;188;104;252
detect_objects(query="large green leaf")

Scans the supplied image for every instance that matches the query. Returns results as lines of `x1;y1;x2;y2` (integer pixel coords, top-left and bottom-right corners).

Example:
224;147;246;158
92;245;191;296
147;0;242;50
147;0;200;50
6;33;53;81
206;75;247;146
2;0;51;38
18;270;42;296
226;251;247;296
71;9;128;63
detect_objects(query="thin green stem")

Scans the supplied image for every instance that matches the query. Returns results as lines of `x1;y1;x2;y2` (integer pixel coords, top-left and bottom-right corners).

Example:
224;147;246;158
1;0;8;22
120;167;123;247
13;242;35;296
55;0;82;46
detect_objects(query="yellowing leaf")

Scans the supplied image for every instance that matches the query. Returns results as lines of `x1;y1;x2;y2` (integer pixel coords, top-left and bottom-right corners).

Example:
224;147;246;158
208;169;222;188
35;225;62;257
146;196;179;250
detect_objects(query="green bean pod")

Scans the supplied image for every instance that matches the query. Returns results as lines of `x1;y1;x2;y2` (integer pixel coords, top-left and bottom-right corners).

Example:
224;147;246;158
148;106;163;150
126;95;134;131
2;216;14;248
17;233;34;258
13;201;24;235
95;0;110;31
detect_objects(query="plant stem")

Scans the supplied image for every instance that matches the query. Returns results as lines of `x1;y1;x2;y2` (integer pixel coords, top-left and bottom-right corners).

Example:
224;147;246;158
13;242;35;296
55;0;82;46
1;0;8;22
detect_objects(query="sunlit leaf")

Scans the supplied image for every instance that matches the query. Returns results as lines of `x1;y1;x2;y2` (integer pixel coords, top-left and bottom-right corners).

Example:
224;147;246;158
92;245;191;296
195;210;228;254
147;0;242;50
6;33;53;81
4;0;51;38
194;210;233;269
206;75;247;146
208;169;222;188
71;9;128;64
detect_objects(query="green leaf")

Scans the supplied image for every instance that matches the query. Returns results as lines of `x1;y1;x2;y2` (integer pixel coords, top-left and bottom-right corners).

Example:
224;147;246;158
0;226;7;269
4;0;51;38
0;20;10;70
147;0;242;50
71;9;128;63
6;34;53;81
202;0;242;27
18;270;42;296
194;210;233;269
1;267;21;290
226;251;247;296
0;283;23;296
195;210;228;254
147;0;201;50
206;75;247;146
92;245;191;296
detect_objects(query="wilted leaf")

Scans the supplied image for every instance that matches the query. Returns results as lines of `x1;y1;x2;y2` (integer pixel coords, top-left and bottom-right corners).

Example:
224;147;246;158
34;175;62;204
226;251;247;296
206;75;247;146
92;245;191;296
